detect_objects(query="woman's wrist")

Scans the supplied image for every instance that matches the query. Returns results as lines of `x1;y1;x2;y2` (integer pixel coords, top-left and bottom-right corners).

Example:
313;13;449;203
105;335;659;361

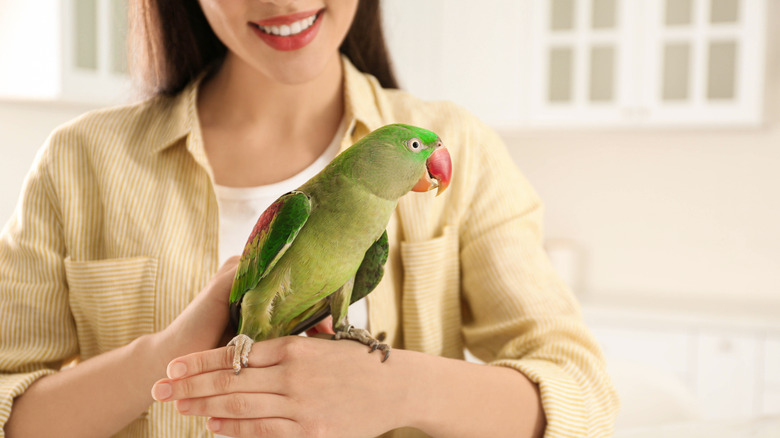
142;326;201;373
388;349;432;431
133;331;178;381
387;350;545;438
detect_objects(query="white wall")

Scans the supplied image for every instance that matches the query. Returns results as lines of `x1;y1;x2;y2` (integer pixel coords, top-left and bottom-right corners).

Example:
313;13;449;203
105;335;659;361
501;108;780;306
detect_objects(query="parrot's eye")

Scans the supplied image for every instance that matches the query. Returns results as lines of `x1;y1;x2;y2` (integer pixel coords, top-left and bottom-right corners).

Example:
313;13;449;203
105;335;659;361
406;138;423;152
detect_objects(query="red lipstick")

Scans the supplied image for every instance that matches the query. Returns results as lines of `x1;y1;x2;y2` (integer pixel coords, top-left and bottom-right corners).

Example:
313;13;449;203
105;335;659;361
249;8;323;51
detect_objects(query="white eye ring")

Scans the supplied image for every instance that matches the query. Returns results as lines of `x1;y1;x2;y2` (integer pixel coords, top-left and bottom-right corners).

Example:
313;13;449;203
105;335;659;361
406;138;423;152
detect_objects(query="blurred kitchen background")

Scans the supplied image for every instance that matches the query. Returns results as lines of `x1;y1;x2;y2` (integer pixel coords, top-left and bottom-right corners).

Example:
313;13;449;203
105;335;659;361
1;0;779;436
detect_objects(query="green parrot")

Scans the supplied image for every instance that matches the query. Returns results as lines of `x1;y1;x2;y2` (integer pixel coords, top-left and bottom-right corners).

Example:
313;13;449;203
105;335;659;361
227;124;452;374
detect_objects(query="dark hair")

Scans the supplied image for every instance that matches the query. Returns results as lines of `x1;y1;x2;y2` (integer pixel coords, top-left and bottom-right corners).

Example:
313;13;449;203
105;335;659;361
129;0;398;98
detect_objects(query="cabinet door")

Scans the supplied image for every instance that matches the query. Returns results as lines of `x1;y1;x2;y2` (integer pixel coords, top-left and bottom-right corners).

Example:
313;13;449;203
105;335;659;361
762;337;780;415
696;332;760;419
589;326;694;387
642;0;766;125
530;0;633;125
762;390;780;416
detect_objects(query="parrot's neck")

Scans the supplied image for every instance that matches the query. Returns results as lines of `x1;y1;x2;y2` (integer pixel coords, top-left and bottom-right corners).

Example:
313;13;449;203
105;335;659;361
334;145;421;201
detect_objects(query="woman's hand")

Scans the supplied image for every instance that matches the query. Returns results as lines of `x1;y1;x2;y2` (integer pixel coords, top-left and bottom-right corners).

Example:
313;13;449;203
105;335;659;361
156;257;240;359
151;335;411;438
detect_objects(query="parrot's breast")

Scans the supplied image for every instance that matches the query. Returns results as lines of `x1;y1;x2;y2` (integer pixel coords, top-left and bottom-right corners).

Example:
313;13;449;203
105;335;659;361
258;179;397;333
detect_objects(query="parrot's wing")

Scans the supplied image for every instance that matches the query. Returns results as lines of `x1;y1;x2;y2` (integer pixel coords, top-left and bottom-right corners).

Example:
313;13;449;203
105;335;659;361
229;190;311;306
287;230;389;335
352;230;390;302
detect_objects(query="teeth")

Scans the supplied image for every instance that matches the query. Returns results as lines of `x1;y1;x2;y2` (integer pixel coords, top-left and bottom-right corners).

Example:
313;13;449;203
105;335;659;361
257;13;318;37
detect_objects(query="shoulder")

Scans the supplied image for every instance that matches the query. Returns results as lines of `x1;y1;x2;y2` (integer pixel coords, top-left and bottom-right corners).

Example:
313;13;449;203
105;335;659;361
32;93;187;200
42;94;182;166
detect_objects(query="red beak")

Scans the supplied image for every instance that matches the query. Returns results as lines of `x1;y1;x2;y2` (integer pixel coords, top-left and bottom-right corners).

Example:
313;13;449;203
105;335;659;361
412;146;452;196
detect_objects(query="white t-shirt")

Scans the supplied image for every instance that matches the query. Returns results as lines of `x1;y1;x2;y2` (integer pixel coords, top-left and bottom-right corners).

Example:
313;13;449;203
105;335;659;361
214;119;369;332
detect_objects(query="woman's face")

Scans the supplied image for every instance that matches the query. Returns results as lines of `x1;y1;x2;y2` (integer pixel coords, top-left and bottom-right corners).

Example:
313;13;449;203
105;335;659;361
199;0;359;84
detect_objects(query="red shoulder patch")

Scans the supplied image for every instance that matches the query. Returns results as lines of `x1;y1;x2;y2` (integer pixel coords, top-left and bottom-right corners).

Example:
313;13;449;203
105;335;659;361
245;198;284;247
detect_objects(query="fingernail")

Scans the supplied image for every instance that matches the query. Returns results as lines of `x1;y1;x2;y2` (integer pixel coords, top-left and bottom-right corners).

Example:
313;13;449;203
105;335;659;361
208;418;221;432
168;362;187;379
176;398;191;413
152;382;172;401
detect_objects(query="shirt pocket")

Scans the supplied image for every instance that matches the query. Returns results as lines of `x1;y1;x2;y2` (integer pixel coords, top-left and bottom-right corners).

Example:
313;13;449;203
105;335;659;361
399;225;462;356
65;256;158;358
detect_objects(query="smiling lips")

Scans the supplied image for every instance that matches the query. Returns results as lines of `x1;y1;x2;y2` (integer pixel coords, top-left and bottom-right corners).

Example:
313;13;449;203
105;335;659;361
249;9;324;51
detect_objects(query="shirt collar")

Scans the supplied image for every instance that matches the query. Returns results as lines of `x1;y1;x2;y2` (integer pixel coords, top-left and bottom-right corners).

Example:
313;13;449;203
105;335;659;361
147;73;205;156
148;55;386;157
341;54;385;139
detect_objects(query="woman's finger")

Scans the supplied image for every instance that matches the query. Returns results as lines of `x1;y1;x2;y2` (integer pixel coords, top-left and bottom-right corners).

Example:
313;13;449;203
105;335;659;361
174;392;292;419
208;416;303;437
163;336;305;379
152;367;285;401
152;367;286;401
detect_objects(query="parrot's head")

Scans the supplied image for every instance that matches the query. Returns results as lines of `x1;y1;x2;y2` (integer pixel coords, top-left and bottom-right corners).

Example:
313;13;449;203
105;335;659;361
346;124;452;200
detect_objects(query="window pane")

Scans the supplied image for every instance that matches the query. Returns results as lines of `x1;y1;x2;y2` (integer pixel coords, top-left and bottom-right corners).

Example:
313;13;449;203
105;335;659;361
110;0;129;74
589;46;615;101
710;0;740;23
549;47;574;102
74;0;98;70
551;0;575;31
665;0;693;26
662;43;690;101
707;41;737;100
592;0;617;29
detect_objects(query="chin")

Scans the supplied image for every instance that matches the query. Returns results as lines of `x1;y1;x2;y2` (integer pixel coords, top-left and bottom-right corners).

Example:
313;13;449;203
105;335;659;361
252;49;337;85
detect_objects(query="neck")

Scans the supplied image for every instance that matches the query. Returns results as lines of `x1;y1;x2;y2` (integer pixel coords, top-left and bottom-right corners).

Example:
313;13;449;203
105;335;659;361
197;52;344;134
337;143;421;201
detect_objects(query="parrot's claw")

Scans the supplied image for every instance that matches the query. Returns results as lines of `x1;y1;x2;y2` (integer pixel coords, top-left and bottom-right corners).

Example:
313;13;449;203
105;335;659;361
333;327;391;362
227;334;254;375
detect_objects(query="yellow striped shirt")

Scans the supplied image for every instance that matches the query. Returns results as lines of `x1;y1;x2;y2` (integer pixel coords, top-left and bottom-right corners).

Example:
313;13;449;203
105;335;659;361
0;57;618;437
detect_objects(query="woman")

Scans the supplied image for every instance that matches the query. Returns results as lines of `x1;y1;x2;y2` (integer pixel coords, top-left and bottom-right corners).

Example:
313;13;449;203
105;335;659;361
0;1;618;437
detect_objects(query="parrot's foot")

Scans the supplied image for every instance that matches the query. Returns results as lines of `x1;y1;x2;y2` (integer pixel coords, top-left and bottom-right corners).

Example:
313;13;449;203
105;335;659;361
333;326;391;362
227;334;254;375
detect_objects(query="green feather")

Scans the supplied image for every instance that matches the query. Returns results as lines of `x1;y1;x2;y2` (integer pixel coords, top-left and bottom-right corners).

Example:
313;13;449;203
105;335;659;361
228;191;310;331
285;230;389;335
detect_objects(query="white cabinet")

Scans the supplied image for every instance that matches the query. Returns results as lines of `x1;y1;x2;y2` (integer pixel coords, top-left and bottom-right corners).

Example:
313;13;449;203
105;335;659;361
529;0;766;126
762;391;780;416
0;0;131;105
695;332;760;419
762;338;780;415
590;326;694;386
765;338;780;386
583;303;780;421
